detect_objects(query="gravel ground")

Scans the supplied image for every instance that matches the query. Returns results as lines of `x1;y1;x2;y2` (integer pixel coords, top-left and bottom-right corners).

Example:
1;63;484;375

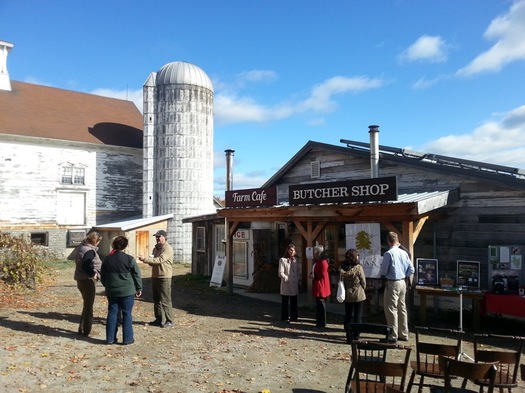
0;262;523;393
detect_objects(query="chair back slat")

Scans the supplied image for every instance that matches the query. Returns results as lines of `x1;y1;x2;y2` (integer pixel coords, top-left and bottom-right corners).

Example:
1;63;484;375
440;357;497;393
352;341;412;393
473;333;524;390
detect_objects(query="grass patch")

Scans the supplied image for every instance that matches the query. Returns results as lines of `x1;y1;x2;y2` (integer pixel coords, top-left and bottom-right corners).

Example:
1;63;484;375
44;260;72;270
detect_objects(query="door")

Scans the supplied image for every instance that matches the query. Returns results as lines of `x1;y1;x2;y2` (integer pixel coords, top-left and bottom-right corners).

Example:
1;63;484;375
136;231;150;258
232;229;253;287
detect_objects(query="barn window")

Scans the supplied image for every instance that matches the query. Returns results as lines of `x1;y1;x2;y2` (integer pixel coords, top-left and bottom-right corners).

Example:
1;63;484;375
60;164;85;185
196;226;206;251
311;160;320;178
31;232;49;247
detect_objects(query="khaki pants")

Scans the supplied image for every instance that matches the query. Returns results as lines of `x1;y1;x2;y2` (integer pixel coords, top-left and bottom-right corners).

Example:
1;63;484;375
152;277;173;324
383;279;409;340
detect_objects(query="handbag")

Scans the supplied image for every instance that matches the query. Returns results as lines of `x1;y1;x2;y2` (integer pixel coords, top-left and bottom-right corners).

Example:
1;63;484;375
336;274;346;303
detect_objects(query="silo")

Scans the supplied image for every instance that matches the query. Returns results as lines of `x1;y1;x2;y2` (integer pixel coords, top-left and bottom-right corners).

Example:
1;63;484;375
143;61;214;263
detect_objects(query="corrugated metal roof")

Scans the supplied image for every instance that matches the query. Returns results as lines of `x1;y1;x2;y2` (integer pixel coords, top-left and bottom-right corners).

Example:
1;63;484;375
94;213;174;231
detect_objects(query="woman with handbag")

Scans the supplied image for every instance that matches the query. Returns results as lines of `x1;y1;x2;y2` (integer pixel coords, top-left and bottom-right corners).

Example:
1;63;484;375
340;248;366;342
278;244;300;323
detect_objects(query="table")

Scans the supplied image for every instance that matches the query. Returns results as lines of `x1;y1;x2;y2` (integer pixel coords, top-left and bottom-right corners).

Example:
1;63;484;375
416;286;485;331
484;293;525;318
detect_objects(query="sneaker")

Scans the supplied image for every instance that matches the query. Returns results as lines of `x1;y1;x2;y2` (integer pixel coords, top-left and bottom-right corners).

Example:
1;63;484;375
123;339;135;345
161;322;173;328
148;320;162;326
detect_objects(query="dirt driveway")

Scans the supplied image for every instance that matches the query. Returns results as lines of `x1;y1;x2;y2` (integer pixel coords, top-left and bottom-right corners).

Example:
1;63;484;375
1;262;523;393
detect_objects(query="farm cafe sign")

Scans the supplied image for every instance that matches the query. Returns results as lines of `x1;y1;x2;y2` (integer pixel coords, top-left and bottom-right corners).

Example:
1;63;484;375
289;176;397;205
225;187;277;208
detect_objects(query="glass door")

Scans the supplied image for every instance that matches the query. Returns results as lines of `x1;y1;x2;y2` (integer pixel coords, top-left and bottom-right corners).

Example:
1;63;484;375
233;241;249;279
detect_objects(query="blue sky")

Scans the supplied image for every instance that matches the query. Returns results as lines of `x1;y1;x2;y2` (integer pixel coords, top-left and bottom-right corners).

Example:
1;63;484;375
2;0;525;195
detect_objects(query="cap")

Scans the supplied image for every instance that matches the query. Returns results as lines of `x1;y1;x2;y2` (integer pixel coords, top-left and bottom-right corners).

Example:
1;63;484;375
153;230;167;237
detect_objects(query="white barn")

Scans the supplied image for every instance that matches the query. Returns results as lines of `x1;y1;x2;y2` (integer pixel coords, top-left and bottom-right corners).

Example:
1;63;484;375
0;41;144;258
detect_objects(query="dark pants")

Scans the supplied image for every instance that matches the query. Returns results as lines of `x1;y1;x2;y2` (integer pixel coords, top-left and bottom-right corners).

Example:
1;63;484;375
316;297;327;327
281;295;298;321
344;301;364;326
152;277;173;324
106;295;135;344
344;301;364;341
77;278;96;335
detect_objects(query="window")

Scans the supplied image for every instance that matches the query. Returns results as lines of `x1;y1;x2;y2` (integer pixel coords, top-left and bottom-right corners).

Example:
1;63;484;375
31;232;48;247
311;160;320;178
196;226;206;251
60;164;85;185
215;225;226;253
73;167;85;185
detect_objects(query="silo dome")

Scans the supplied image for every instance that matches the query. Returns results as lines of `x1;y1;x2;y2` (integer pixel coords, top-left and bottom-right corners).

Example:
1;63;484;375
156;61;213;92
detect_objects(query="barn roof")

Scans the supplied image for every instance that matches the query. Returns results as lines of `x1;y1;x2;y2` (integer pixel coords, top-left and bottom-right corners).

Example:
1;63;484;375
0;80;143;148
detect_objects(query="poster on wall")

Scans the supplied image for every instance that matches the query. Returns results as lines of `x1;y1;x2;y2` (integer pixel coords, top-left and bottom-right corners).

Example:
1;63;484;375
345;223;382;278
488;245;523;294
416;258;439;286
457;260;480;288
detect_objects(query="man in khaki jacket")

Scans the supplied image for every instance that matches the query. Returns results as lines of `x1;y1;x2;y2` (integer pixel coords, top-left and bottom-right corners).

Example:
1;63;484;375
139;230;174;328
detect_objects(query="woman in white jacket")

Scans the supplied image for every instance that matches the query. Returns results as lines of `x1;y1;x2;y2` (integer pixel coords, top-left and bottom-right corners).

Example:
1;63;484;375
278;244;300;323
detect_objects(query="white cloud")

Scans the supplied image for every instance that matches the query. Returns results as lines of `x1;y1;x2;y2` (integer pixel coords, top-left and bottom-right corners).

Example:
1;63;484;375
420;104;525;169
90;87;143;112
457;0;525;76
215;75;385;125
298;76;385;113
238;70;278;83
399;35;449;63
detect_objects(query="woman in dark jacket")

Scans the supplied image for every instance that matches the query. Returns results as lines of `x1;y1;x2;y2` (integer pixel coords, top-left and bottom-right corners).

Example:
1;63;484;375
73;231;102;336
339;249;366;341
100;236;142;345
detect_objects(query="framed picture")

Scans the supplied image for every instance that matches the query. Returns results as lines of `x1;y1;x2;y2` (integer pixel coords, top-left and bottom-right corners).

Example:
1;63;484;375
457;260;480;288
416;258;439;286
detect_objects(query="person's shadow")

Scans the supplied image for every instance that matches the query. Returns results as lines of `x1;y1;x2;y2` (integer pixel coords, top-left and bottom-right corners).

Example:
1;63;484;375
2;311;106;344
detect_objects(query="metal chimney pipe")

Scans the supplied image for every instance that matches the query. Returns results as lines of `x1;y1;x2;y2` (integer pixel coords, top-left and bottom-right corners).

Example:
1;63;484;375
225;149;235;191
369;125;379;178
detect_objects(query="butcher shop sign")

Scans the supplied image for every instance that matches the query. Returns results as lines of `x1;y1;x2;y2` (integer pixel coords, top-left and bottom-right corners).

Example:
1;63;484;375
289;176;397;205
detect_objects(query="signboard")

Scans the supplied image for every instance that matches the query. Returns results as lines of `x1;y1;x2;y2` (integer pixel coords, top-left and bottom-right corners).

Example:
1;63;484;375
225;186;277;208
289;176;397;205
457;260;480;289
233;229;250;240
210;253;226;287
416;258;439;286
488;245;523;294
345;223;382;278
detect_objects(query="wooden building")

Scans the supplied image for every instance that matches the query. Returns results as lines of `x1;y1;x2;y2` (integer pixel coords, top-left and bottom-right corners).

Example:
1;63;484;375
189;134;525;300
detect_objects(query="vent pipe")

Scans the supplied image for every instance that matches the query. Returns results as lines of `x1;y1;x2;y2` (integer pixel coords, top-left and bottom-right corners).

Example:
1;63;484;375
225;149;235;191
0;40;14;91
369;125;379;178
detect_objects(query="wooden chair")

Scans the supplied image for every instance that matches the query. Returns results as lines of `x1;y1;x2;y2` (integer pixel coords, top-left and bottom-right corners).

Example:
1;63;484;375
351;341;412;393
344;323;393;393
407;326;464;393
429;357;497;393
473;334;524;393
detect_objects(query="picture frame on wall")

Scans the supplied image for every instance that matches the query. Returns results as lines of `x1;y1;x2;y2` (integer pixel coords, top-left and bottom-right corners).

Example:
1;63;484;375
457;260;480;288
416;258;439;286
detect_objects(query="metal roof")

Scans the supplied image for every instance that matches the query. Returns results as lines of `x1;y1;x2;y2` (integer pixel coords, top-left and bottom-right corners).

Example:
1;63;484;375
155;61;214;92
94;213;174;231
